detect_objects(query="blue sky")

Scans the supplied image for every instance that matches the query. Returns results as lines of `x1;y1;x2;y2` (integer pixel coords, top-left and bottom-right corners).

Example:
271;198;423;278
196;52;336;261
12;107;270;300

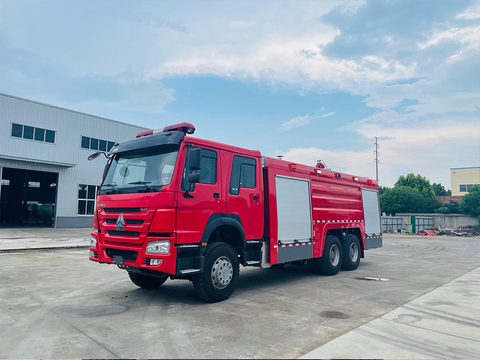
1;0;479;188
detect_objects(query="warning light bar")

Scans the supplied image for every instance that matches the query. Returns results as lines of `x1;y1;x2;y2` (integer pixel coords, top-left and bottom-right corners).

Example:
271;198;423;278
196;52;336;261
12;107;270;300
136;123;196;138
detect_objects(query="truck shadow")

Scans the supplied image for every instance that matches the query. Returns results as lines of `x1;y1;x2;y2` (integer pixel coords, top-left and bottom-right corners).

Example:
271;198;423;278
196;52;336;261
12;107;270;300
123;263;368;305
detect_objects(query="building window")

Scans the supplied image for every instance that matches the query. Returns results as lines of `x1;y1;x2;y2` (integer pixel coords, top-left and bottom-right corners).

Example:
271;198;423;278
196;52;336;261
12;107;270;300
11;123;56;144
78;184;98;215
459;184;475;192
81;136;116;152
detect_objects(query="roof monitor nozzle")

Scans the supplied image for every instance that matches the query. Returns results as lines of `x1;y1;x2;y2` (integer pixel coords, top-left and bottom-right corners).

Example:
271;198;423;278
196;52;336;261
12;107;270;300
316;160;328;169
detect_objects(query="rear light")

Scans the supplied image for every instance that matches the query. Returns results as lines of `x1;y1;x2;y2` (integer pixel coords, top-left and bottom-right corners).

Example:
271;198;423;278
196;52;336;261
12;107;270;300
289;163;297;170
136;123;196;137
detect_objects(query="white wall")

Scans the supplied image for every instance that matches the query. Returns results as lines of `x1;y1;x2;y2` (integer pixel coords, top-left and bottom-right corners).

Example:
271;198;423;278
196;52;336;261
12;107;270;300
0;93;147;227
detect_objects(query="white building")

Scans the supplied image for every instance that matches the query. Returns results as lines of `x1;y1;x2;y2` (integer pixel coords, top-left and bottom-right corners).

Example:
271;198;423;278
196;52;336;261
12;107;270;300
0;93;147;228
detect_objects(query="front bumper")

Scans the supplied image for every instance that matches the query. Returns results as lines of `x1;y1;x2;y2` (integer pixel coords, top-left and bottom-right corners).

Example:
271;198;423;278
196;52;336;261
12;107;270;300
89;232;177;275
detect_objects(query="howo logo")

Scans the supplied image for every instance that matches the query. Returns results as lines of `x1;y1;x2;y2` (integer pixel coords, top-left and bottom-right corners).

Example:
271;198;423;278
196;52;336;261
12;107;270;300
116;214;125;231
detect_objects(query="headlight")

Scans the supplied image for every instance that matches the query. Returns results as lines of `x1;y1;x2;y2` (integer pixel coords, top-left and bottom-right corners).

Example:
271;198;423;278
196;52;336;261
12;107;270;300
90;236;97;248
146;240;170;254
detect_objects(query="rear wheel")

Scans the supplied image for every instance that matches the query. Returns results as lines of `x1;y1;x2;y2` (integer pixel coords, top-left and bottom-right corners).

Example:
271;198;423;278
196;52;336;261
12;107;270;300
311;235;343;275
342;234;361;270
193;242;239;302
128;272;167;289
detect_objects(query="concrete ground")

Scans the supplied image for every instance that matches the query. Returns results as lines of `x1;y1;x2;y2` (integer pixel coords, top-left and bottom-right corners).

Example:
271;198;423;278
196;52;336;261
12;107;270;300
0;232;479;358
0;227;91;251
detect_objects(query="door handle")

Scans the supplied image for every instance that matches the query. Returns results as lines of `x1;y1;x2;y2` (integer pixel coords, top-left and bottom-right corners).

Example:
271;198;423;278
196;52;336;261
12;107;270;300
213;193;220;198
253;195;259;201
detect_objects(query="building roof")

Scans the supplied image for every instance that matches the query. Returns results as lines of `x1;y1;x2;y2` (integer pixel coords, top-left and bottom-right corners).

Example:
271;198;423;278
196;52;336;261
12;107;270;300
0;92;148;130
435;195;463;204
450;166;480;170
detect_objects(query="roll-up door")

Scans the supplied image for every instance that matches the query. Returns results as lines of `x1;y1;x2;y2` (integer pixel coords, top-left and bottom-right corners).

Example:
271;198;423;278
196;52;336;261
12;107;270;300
361;188;381;236
275;175;312;244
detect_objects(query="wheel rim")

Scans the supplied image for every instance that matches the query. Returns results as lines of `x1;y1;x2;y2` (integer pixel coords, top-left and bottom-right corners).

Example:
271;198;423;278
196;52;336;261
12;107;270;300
211;256;234;289
349;242;359;262
329;244;340;267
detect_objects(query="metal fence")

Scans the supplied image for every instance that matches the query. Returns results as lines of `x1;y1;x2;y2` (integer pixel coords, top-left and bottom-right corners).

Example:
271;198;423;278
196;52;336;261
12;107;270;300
415;216;434;232
381;215;434;233
382;216;402;233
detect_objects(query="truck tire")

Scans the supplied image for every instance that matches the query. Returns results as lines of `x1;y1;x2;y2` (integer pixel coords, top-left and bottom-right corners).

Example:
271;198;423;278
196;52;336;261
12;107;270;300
314;235;343;275
342;234;361;271
193;242;239;303
128;272;167;289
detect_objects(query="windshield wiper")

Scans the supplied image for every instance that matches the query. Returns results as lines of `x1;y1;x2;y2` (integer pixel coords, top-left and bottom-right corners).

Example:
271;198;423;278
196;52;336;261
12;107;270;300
128;181;157;192
102;182;120;194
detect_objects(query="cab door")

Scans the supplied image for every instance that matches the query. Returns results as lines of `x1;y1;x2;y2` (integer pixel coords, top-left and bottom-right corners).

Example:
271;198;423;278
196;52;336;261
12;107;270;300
225;154;263;240
176;146;222;244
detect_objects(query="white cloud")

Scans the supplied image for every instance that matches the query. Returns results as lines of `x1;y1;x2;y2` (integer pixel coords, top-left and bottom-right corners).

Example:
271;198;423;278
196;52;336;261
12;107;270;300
456;4;480;19
281;112;334;130
283;118;480;188
418;26;480;52
281;115;312;130
154;31;416;92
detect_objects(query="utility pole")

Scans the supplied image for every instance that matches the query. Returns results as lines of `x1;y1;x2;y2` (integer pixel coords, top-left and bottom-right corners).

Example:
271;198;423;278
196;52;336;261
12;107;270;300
374;136;379;182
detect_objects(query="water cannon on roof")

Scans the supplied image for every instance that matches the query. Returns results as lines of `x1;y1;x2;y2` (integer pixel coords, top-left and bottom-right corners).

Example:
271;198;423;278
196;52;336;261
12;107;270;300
136;122;196;138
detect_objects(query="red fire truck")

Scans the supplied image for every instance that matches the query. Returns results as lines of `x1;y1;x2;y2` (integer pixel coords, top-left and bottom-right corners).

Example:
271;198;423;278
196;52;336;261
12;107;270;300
88;123;382;302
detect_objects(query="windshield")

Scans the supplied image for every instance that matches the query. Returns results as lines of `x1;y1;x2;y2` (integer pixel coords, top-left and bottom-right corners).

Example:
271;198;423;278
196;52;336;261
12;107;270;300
100;145;179;194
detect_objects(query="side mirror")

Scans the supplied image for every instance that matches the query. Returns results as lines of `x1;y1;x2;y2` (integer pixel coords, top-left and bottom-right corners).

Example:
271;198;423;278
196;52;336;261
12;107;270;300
189;148;201;171
187;172;200;183
88;151;101;161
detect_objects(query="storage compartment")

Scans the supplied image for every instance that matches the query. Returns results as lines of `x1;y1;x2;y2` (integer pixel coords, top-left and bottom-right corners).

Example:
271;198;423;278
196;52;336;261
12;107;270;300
275;175;312;244
361;188;381;236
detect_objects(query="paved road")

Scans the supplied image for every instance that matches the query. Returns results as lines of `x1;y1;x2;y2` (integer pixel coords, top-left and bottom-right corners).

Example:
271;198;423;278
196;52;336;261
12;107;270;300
0;234;479;358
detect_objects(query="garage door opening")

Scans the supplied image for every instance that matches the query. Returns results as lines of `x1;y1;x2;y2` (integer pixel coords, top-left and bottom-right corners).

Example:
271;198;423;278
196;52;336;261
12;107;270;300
0;168;58;227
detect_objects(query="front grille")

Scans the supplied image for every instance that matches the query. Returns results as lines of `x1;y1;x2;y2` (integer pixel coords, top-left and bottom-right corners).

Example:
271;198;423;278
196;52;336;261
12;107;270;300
104;207;141;213
105;219;144;225
107;230;140;237
105;248;138;261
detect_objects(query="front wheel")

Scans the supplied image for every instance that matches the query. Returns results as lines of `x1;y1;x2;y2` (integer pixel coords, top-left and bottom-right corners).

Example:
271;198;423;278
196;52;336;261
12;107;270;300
128;272;167;289
193;242;239;302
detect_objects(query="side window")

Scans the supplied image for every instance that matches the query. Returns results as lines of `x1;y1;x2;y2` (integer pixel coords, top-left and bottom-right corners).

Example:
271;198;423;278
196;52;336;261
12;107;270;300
229;156;256;195
181;147;217;191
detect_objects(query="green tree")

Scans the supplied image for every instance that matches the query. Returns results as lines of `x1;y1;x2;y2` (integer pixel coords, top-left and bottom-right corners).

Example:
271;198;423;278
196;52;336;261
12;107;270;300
432;182;451;196
436;200;461;214
380;186;441;215
459;185;480;217
378;185;389;196
395;173;435;198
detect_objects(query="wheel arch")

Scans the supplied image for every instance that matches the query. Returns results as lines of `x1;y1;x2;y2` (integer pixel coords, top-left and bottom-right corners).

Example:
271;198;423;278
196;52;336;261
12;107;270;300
201;214;246;254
